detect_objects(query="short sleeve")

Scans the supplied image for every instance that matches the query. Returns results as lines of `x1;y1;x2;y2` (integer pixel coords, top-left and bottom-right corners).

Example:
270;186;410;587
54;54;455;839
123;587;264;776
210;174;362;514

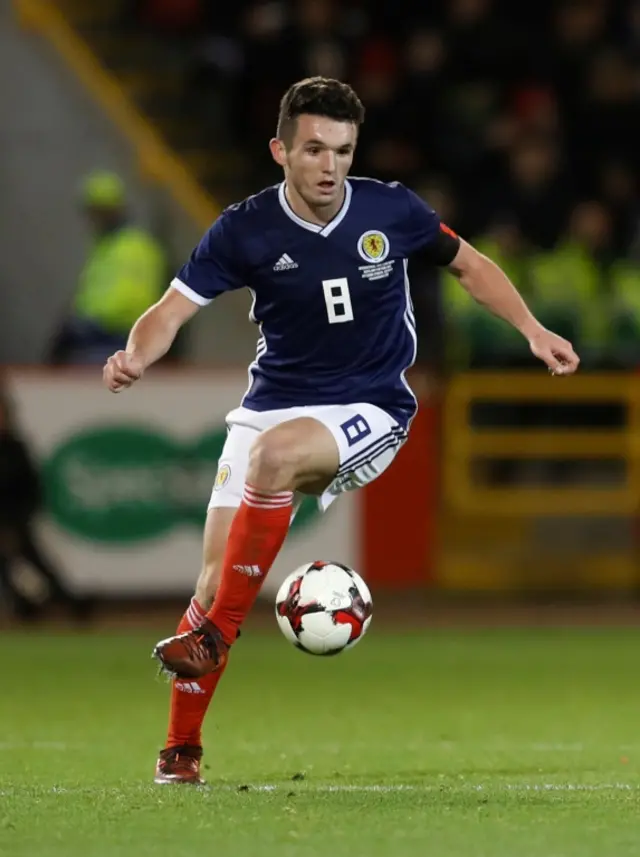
171;213;245;306
401;187;461;266
402;187;442;256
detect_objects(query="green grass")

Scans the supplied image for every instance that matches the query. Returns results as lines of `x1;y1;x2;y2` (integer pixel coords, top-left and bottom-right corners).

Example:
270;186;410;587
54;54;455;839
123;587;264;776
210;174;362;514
1;624;640;856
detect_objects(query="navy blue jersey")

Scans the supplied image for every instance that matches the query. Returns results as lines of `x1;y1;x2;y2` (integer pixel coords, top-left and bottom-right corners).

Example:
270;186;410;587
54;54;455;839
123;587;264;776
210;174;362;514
172;177;453;430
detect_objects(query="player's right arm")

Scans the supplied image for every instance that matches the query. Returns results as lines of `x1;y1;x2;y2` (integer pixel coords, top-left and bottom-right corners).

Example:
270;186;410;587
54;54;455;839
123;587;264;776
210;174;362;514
103;289;200;393
103;211;246;393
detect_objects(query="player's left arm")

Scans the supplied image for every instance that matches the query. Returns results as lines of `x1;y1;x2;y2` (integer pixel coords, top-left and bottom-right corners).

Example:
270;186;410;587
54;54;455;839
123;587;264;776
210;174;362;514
401;185;579;375
447;237;579;375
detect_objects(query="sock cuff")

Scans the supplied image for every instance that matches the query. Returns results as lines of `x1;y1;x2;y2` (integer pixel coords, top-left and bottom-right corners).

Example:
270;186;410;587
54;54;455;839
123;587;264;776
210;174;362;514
186;597;206;629
243;484;294;509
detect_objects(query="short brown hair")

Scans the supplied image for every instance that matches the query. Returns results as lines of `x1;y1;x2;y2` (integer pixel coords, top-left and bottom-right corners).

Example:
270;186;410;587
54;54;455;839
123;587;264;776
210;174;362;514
276;77;365;146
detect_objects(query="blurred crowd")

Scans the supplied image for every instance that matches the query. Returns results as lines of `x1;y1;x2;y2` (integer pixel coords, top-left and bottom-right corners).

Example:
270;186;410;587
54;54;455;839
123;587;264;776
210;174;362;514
88;0;640;369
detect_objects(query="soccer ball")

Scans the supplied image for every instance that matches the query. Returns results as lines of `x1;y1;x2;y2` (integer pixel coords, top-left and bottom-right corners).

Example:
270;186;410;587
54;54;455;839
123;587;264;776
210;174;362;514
275;561;373;655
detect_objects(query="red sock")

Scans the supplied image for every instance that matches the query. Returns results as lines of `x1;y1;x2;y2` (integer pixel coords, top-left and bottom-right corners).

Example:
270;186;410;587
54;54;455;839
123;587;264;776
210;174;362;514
207;485;293;644
166;597;227;749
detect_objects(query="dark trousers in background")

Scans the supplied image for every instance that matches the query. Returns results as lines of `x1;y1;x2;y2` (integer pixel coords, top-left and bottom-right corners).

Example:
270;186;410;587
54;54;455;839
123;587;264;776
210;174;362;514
0;524;90;621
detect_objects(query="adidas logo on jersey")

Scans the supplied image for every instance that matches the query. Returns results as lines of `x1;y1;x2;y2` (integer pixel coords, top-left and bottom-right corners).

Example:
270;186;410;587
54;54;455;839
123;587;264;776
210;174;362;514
273;253;298;271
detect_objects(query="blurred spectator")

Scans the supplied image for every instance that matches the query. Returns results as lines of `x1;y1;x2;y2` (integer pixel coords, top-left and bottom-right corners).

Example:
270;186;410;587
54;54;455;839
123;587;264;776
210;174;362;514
134;0;204;31
127;0;638;233
510;86;563;143
608;256;640;366
443;218;532;368
570;48;640;181
48;171;166;366
443;0;522;84
0;390;89;622
598;160;639;256
234;0;363;146
495;137;575;250
625;0;640;59
118;0;640;369
393;28;448;172
546;0;610;107
415;174;458;228
528;200;614;363
292;0;349;80
353;44;423;181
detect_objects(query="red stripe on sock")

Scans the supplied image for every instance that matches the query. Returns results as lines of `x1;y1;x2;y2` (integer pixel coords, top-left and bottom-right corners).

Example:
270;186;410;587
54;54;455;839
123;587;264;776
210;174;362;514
186;597;205;629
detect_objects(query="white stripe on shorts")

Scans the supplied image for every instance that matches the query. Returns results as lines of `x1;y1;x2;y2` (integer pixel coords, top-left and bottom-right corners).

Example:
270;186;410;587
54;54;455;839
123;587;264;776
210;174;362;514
337;427;405;477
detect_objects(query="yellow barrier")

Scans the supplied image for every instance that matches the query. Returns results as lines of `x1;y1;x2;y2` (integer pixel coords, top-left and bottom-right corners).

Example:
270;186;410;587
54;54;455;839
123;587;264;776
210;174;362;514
438;372;640;590
443;372;640;516
14;0;219;231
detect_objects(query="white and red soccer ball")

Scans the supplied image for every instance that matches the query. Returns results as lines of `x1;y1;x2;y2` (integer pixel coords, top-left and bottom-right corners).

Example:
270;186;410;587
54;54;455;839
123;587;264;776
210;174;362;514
275;561;373;655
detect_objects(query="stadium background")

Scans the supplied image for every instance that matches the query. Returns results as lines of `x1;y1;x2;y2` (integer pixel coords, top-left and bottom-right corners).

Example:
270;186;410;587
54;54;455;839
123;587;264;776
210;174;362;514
2;0;639;611
2;3;640;856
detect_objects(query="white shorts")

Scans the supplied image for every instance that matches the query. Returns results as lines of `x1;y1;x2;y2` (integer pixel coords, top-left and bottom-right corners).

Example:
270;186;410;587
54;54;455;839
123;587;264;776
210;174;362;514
209;403;407;514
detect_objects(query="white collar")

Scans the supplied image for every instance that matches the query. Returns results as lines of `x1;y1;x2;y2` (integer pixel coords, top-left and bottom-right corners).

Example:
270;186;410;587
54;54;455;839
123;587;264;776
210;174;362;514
278;180;352;237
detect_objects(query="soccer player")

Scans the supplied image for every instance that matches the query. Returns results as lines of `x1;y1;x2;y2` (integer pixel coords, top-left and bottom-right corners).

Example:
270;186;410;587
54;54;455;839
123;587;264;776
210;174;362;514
103;77;579;784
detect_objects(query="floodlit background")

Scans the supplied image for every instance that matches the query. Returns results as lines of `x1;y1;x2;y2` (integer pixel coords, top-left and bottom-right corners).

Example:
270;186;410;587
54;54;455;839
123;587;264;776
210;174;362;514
1;3;640;856
1;0;639;609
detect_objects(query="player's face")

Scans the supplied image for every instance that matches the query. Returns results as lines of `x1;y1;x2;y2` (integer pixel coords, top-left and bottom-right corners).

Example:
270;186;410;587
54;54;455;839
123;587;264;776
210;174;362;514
272;114;357;211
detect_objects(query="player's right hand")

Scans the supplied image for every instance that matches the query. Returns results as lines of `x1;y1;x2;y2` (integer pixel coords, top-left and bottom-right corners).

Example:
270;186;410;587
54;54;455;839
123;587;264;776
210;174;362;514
103;351;145;393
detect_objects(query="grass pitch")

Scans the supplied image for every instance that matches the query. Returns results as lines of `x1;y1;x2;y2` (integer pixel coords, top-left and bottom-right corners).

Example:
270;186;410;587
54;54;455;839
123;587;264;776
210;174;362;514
1;622;639;856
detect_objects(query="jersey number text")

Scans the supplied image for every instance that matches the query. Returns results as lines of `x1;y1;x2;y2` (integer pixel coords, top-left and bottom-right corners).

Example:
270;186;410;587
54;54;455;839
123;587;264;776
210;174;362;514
322;278;354;324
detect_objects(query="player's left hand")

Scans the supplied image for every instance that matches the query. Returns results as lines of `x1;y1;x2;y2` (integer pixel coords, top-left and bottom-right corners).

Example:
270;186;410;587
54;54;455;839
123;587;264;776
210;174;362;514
528;328;580;376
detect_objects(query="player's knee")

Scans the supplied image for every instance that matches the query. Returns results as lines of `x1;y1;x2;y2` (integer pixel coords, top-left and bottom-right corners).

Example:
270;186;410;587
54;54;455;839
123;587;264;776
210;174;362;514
248;428;300;485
